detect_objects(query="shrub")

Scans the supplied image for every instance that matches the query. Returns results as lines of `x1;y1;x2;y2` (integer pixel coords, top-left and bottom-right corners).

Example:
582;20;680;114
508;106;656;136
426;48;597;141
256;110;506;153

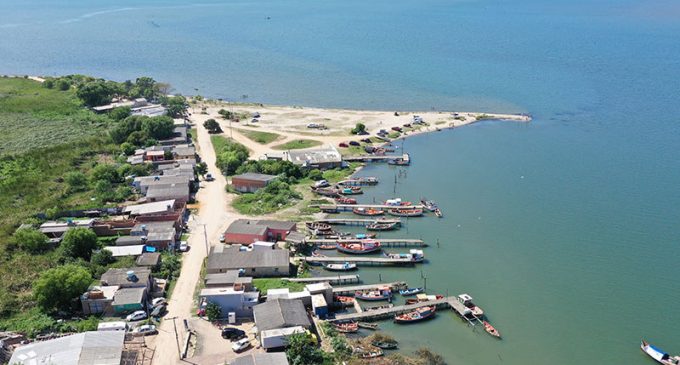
14;228;49;254
33;264;92;313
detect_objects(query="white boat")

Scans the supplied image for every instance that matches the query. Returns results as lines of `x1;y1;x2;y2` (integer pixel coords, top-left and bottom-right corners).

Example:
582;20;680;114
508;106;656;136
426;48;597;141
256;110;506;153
324;262;357;271
641;340;680;364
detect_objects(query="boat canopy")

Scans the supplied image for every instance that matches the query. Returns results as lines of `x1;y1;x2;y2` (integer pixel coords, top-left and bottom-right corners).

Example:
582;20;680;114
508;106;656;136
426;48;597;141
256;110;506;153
646;344;670;362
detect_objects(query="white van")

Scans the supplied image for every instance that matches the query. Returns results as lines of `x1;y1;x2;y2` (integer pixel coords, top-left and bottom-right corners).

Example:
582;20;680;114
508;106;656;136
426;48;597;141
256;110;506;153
97;321;128;332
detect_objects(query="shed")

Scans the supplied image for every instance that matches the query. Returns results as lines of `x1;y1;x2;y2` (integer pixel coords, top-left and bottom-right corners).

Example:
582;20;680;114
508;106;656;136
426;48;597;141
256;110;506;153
311;294;328;318
111;287;147;313
253;298;311;336
231;173;277;193
135;252;161;268
8;331;125;365
231;352;289;365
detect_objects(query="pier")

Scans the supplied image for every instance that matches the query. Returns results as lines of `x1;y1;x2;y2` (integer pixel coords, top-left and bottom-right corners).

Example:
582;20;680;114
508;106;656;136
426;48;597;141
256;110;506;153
312;218;402;227
303;256;415;266
318;203;425;213
337;178;379;186
344;153;410;163
329;296;481;325
282;275;360;285
332;281;407;294
308;238;427;248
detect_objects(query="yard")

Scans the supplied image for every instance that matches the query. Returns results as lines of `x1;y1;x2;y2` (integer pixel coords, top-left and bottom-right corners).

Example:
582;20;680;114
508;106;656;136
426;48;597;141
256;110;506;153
272;139;322;150
238;129;281;144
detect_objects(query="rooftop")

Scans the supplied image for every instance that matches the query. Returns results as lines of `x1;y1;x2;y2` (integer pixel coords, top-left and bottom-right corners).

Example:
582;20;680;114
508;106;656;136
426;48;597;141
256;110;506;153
134;175;192;187
146;184;190;199
104;245;145;257
115;236;145;246
231;352;289;365
253;298;310;333
101;268;151;287
112;287;146;306
204;271;253;286
135;252;161;267
232;172;278;182
123;200;175;216
9;331;125;365
225;219;296;236
207;246;289;271
286;145;342;166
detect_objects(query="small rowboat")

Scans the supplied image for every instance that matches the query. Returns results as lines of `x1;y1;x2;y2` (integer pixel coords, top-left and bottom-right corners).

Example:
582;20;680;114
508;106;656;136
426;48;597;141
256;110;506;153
311;229;343;237
641;340;680;364
336;197;357;204
317;244;337;250
357;322;379;330
434;208;443;218
366;222;398;231
388;208;423;217
371;341;398;350
359;349;384;359
420;199;438;212
333;321;359;333
340;186;363;195
337;240;381;254
405;294;444;305
394;306;436;323
353;208;384;216
324;262;357;271
399;287;424;296
355;289;392;301
483;321;501;339
306;222;332;231
311;186;340;197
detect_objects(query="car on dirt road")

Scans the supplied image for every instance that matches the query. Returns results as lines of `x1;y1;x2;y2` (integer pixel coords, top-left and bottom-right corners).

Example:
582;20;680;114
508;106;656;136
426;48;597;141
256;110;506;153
221;327;246;341
126;310;147;322
231;338;251;353
133;324;158;336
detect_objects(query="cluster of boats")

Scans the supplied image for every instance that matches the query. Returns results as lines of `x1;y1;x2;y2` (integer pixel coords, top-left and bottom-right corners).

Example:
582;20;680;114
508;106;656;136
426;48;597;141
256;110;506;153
352;206;424;217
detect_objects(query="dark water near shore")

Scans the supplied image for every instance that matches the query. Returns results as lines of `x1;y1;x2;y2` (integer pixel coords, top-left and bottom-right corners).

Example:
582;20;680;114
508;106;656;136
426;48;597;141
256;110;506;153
2;0;680;363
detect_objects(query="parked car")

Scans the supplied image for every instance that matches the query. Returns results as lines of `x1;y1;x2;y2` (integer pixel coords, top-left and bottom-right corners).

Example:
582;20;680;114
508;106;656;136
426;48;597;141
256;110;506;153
391;126;402;132
219;235;225;243
357;130;369;135
253;112;261;118
222;328;246;340
349;141;360;146
133;324;158;336
150;305;166;318
361;138;373;143
314;180;330;188
151;298;167;307
205;173;214;181
126;310;147;322
338;142;349;148
232;338;251;353
179;241;189;252
307;123;320;129
403;123;412;127
251;118;259;123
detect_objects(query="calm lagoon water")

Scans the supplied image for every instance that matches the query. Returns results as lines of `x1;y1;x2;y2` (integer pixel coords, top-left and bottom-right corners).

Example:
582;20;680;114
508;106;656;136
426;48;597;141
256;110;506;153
2;0;680;363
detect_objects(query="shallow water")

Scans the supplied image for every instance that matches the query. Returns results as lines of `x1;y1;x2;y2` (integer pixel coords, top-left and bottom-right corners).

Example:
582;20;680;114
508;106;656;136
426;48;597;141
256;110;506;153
2;0;680;363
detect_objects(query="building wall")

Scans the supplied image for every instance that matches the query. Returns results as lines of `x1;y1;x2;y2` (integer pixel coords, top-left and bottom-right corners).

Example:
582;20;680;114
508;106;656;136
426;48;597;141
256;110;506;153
266;227;296;241
224;232;267;245
202;293;256;318
232;178;268;193
207;265;289;277
81;299;113;316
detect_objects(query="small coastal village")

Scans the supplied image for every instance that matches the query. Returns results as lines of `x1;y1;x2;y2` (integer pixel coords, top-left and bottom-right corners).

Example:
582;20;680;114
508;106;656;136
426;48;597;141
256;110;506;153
0;75;534;365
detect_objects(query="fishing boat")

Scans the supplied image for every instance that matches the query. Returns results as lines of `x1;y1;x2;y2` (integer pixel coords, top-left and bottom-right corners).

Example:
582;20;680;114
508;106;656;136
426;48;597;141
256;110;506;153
337;177;379;186
359;349;384;358
483;321;501;339
641;340;680;365
366;221;398;231
333;321;359;333
357;322;379;330
405;294;444;305
434;208;443;218
388;158;410;166
353;233;377;239
384;249;425;263
310;186;339;197
336;296;355;305
458;294;484;317
306;222;332;231
335;196;357;204
394;306;436;323
311;229;343;237
339;186;363;195
371;341;398;350
420;199;438;212
364;303;393;311
388;208;423;217
384;198;412;206
355;288;392;301
323;262;357;271
399;287;424;296
353;207;384;216
337;240;381;254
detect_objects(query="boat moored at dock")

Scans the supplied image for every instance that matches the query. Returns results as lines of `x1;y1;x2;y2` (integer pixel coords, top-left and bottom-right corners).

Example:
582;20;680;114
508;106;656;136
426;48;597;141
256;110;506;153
324;262;358;271
388;208;424;217
337;239;382;254
458;294;484;317
394;305;436;323
355;288;392;301
353;207;385;216
366;221;399;231
399;287;424;296
483;321;501;339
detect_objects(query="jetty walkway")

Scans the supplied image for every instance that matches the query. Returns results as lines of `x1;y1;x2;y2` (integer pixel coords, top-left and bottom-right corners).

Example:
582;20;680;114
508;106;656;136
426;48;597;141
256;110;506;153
312;218;401;226
308;238;426;248
319;203;425;213
332;282;406;294
303;256;415;266
282;275;360;285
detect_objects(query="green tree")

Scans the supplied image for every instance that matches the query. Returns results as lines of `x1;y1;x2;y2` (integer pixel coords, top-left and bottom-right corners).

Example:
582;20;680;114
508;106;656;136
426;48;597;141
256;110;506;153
120;142;136;156
90;249;114;267
64;171;88;192
162;95;187;118
61;228;98;261
76;80;120;107
203;118;221;133
218;109;233;119
307;169;323;181
14;228;49;254
286;332;324;365
43;79;55;89
142;116;175;140
91;164;120;183
56;79;71;91
205;302;222;322
351;122;366;134
109;106;131;121
33;264;92;313
130;77;158;100
195;162;208;176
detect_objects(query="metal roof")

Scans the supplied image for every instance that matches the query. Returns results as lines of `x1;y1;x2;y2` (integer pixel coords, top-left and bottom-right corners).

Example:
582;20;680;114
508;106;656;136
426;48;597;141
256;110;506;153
9;331;125;365
253;298;311;333
123;200;175;215
286;145;342;165
232;173;277;182
104;245;145;257
207;247;289;272
204;271;253;286
135;252;161;266
112;287;146;306
145;184;189;199
231;352;289;365
101;268;151;287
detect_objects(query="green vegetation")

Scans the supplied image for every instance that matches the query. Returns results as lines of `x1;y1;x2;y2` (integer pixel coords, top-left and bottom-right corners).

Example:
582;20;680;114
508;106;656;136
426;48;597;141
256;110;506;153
233;180;302;215
110;115;175;147
252;278;305;293
272;139;322;150
388;131;402;139
205;302;222;322
286;332;326;365
33;264;92;313
475;113;492;121
203;118;221;134
211;135;250;175
239;129;280;144
236;160;304;179
0;308;99;338
350;122;366;135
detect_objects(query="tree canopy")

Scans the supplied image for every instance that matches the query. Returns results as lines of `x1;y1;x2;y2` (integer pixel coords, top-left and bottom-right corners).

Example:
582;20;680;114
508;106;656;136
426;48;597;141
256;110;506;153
285;332;324;365
60;228;98;261
33;264;92;313
76;80;123;107
14;228;49;254
203;118;221;133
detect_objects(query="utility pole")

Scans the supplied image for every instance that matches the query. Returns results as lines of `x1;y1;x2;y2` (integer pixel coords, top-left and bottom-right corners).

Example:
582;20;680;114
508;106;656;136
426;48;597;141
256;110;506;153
203;224;209;255
169;316;182;360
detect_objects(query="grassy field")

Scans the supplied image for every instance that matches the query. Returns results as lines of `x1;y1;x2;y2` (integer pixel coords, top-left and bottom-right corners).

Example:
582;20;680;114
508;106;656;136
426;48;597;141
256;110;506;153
272;139;322;150
238;129;280;144
0;77;107;156
252;278;305;293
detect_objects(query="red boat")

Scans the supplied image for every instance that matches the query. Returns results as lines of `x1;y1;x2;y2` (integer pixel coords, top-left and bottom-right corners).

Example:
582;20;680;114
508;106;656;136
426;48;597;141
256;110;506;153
353;208;384;216
394;306;436;323
336;197;357;204
337;240;382;254
388;208;423;217
336;295;355;304
405;295;444;305
333;321;359;333
483;321;501;339
355;288;392;301
317;244;337;250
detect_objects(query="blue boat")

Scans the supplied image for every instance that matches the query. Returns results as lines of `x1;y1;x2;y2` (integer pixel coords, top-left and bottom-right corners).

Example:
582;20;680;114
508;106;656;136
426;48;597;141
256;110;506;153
399;287;424;296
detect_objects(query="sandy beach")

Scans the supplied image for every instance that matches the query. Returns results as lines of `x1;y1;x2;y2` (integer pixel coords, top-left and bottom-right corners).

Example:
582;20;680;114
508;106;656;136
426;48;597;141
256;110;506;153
192;101;531;159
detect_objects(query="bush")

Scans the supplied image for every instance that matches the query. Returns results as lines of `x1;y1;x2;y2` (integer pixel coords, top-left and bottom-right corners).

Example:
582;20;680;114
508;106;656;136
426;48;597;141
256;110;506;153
203;118;221;133
120;142;136;156
213;136;249;175
351;122;366;135
14;228;49;254
33;264;92;313
205;302;222;322
109;106;131;121
60;227;98;261
64;171;88;192
232;180;302;215
307;169;323;181
90;249;114;267
236;160;304;179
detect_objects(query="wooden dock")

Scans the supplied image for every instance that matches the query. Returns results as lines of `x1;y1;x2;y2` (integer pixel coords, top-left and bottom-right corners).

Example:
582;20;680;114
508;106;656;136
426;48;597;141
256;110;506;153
329;296;480;325
308;238;427;248
319;203;425;213
282;275;360;285
332;281;407;294
313;218;402;227
303;256;415;266
337;178;379;186
344;153;410;162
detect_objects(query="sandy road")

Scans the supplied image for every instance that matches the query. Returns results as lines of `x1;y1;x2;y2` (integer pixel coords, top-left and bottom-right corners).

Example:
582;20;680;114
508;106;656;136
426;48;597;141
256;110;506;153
151;120;242;365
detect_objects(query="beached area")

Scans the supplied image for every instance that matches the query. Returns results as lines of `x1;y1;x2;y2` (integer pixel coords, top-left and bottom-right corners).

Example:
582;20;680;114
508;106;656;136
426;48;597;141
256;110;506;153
192;101;531;159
